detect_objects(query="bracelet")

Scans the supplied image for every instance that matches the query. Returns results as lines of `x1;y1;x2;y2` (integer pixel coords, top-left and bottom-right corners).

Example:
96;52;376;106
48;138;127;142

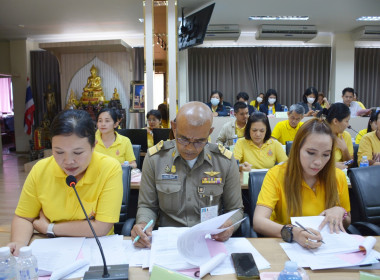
342;207;348;220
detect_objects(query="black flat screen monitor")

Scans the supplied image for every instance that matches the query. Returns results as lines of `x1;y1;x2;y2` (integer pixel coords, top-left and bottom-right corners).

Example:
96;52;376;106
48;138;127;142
153;128;171;145
118;129;148;153
178;3;215;51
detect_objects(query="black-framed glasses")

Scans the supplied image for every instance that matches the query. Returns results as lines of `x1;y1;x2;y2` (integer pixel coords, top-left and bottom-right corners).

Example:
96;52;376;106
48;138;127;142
176;137;208;149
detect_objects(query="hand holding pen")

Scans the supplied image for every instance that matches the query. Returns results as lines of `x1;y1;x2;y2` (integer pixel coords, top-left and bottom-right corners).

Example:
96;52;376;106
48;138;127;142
131;220;154;248
293;222;324;249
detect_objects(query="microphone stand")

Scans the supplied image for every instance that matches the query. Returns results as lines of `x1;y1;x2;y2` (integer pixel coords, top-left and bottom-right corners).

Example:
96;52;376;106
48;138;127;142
69;180;128;280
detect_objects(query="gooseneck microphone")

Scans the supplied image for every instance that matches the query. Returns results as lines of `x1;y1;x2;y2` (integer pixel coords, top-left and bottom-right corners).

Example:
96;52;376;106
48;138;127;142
348;125;359;134
66;175;128;280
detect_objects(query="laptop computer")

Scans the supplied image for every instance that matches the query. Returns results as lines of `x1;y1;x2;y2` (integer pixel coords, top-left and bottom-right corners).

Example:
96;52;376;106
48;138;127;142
152;128;171;145
118;129;148;152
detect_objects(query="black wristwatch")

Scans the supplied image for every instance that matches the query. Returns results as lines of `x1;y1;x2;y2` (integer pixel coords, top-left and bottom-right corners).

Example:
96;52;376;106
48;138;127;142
281;224;294;243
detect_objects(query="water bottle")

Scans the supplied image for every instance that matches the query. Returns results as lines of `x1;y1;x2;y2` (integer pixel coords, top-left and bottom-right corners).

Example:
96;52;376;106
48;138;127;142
0;247;19;280
360;156;369;167
122;161;129;167
278;261;302;280
284;106;288;112
18;247;38;280
230;107;234;117
268;107;273;115
232;134;238;145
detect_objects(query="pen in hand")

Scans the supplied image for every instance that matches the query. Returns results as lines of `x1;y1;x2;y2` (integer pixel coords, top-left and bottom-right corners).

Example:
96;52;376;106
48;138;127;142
295;221;325;244
133;219;154;244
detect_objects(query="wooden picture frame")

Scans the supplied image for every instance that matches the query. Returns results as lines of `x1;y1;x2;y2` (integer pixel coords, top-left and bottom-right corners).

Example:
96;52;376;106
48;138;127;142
129;80;145;112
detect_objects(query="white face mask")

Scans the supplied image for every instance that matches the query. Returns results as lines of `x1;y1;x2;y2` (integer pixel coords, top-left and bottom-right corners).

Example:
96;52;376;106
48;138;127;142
244;101;248;105
210;97;220;106
268;98;276;105
257;97;263;103
307;97;316;104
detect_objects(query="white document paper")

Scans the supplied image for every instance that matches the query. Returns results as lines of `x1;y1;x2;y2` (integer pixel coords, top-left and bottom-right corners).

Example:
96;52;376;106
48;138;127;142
29;237;85;276
123;239;151;268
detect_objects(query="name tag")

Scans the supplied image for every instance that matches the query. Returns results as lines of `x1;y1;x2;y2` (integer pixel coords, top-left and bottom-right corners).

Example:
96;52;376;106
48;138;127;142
201;177;222;184
201;205;218;222
161;174;178;180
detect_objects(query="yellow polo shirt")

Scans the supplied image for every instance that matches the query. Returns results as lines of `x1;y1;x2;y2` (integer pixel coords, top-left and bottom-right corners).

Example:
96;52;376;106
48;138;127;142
357;131;380;163
257;163;350;225
357;101;366;109
235;122;246;138
355;128;367;144
250;100;261;110
95;130;136;164
335;131;354;162
271;120;304;145
233;138;288;169
15;152;123;234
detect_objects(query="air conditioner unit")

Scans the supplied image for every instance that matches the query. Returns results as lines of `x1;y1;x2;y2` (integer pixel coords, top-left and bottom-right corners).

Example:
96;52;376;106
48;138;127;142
256;24;318;41
205;24;241;41
352;25;380;41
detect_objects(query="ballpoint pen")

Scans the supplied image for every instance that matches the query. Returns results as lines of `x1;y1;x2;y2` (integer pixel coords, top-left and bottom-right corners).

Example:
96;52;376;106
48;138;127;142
133;219;154;244
295;221;325;244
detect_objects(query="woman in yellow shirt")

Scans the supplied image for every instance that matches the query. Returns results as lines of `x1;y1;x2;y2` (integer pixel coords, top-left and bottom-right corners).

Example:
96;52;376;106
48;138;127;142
95;108;137;168
234;112;288;170
355;109;377;144
7;110;123;255
322;103;353;169
145;109;163;148
253;118;351;249
250;92;264;111
357;110;380;165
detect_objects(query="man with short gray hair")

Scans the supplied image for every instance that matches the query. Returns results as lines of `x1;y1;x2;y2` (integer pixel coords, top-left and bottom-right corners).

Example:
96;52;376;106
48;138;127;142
271;104;305;145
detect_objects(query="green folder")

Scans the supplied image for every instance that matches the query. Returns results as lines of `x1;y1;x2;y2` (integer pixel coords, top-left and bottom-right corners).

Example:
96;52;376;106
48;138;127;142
360;271;380;280
150;265;195;280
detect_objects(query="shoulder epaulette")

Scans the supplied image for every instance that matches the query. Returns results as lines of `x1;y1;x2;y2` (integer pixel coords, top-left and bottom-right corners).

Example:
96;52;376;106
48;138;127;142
217;143;233;159
148;140;164;156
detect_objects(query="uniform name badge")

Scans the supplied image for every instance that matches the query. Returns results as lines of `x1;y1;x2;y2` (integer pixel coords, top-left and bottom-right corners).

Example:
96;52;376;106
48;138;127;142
161;173;178;180
200;205;218;222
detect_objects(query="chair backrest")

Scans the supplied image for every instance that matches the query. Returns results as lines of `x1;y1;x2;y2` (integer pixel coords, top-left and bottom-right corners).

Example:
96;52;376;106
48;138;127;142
348;166;380;225
248;171;268;223
132;144;141;169
152;128;171;145
353;143;359;167
118;129;148;152
120;165;132;222
285;141;293;156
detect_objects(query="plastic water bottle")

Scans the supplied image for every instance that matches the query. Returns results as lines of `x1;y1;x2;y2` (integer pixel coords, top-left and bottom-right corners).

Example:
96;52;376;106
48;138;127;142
268;107;273;115
230;107;234;117
278;261;302;280
360;156;369;167
284;106;288;112
18;247;38;280
0;247;19;280
122;161;129;167
232;134;238;145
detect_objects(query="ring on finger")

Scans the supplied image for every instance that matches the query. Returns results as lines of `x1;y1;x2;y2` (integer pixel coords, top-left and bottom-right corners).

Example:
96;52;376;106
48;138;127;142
305;239;309;246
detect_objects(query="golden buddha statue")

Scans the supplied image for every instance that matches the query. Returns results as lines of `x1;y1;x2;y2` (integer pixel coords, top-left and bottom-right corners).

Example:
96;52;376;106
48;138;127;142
111;87;120;100
65;89;77;109
81;65;105;102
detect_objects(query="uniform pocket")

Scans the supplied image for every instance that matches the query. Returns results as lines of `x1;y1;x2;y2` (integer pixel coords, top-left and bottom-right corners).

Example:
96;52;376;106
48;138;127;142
156;182;182;214
199;184;224;207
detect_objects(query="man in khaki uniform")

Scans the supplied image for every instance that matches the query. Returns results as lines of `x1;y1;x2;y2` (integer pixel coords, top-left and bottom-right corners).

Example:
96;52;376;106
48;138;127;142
132;102;244;248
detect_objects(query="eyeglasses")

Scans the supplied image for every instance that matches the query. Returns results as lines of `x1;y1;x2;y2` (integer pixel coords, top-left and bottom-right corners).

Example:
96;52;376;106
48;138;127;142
176;137;208;149
147;118;159;122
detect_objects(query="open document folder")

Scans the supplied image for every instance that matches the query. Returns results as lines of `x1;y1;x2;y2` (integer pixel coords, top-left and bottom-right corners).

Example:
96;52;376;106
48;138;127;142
279;216;380;270
149;210;270;277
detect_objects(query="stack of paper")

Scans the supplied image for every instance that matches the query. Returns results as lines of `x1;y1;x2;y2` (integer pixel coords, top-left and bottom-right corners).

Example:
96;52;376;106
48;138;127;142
279;216;380;270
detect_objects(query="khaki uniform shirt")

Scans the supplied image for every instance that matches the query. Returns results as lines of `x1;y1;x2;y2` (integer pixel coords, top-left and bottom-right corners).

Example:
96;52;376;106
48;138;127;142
136;140;244;228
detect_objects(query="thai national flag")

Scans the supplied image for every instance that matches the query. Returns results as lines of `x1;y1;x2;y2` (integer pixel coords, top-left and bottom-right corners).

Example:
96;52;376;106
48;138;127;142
24;77;35;135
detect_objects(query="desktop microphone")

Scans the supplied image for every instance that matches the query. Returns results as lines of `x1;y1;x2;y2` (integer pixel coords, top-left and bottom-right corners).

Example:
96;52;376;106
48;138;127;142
66;175;128;280
348;125;359;134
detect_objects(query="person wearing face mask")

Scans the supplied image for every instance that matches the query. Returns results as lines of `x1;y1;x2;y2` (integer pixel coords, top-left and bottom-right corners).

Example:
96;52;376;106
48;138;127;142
250;93;264;111
259;89;283;116
205;90;228;117
236;92;256;115
298;87;322;117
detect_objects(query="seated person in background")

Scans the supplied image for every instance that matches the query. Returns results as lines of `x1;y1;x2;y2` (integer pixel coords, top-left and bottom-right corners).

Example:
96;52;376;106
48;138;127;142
355;109;377;144
157;103;169;128
354;92;366;109
95;108;137;168
259;89;283;115
297;87;322;116
357;110;380;165
236;92;256;115
322;103;353;169
341;87;368;117
131;102;244;248
7;110;123;255
253;118;351;248
234;112;288;171
145;109;163;148
271;104;305;145
216;102;249;146
250;92;264;111
206;90;229;116
318;92;330;109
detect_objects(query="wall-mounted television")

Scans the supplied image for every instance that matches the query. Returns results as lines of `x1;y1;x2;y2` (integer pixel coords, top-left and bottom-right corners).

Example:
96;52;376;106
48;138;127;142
178;3;215;51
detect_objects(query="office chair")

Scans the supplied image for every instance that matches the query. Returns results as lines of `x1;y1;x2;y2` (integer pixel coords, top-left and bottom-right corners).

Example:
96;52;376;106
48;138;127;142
285;141;293;156
132;144;141;169
353;143;359;167
114;165;136;235
240;170;268;238
347;166;380;236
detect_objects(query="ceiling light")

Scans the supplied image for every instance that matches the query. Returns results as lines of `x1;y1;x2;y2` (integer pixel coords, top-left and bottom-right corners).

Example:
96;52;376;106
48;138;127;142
138;18;144;23
356;16;380;21
249;16;309;21
18;24;25;28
